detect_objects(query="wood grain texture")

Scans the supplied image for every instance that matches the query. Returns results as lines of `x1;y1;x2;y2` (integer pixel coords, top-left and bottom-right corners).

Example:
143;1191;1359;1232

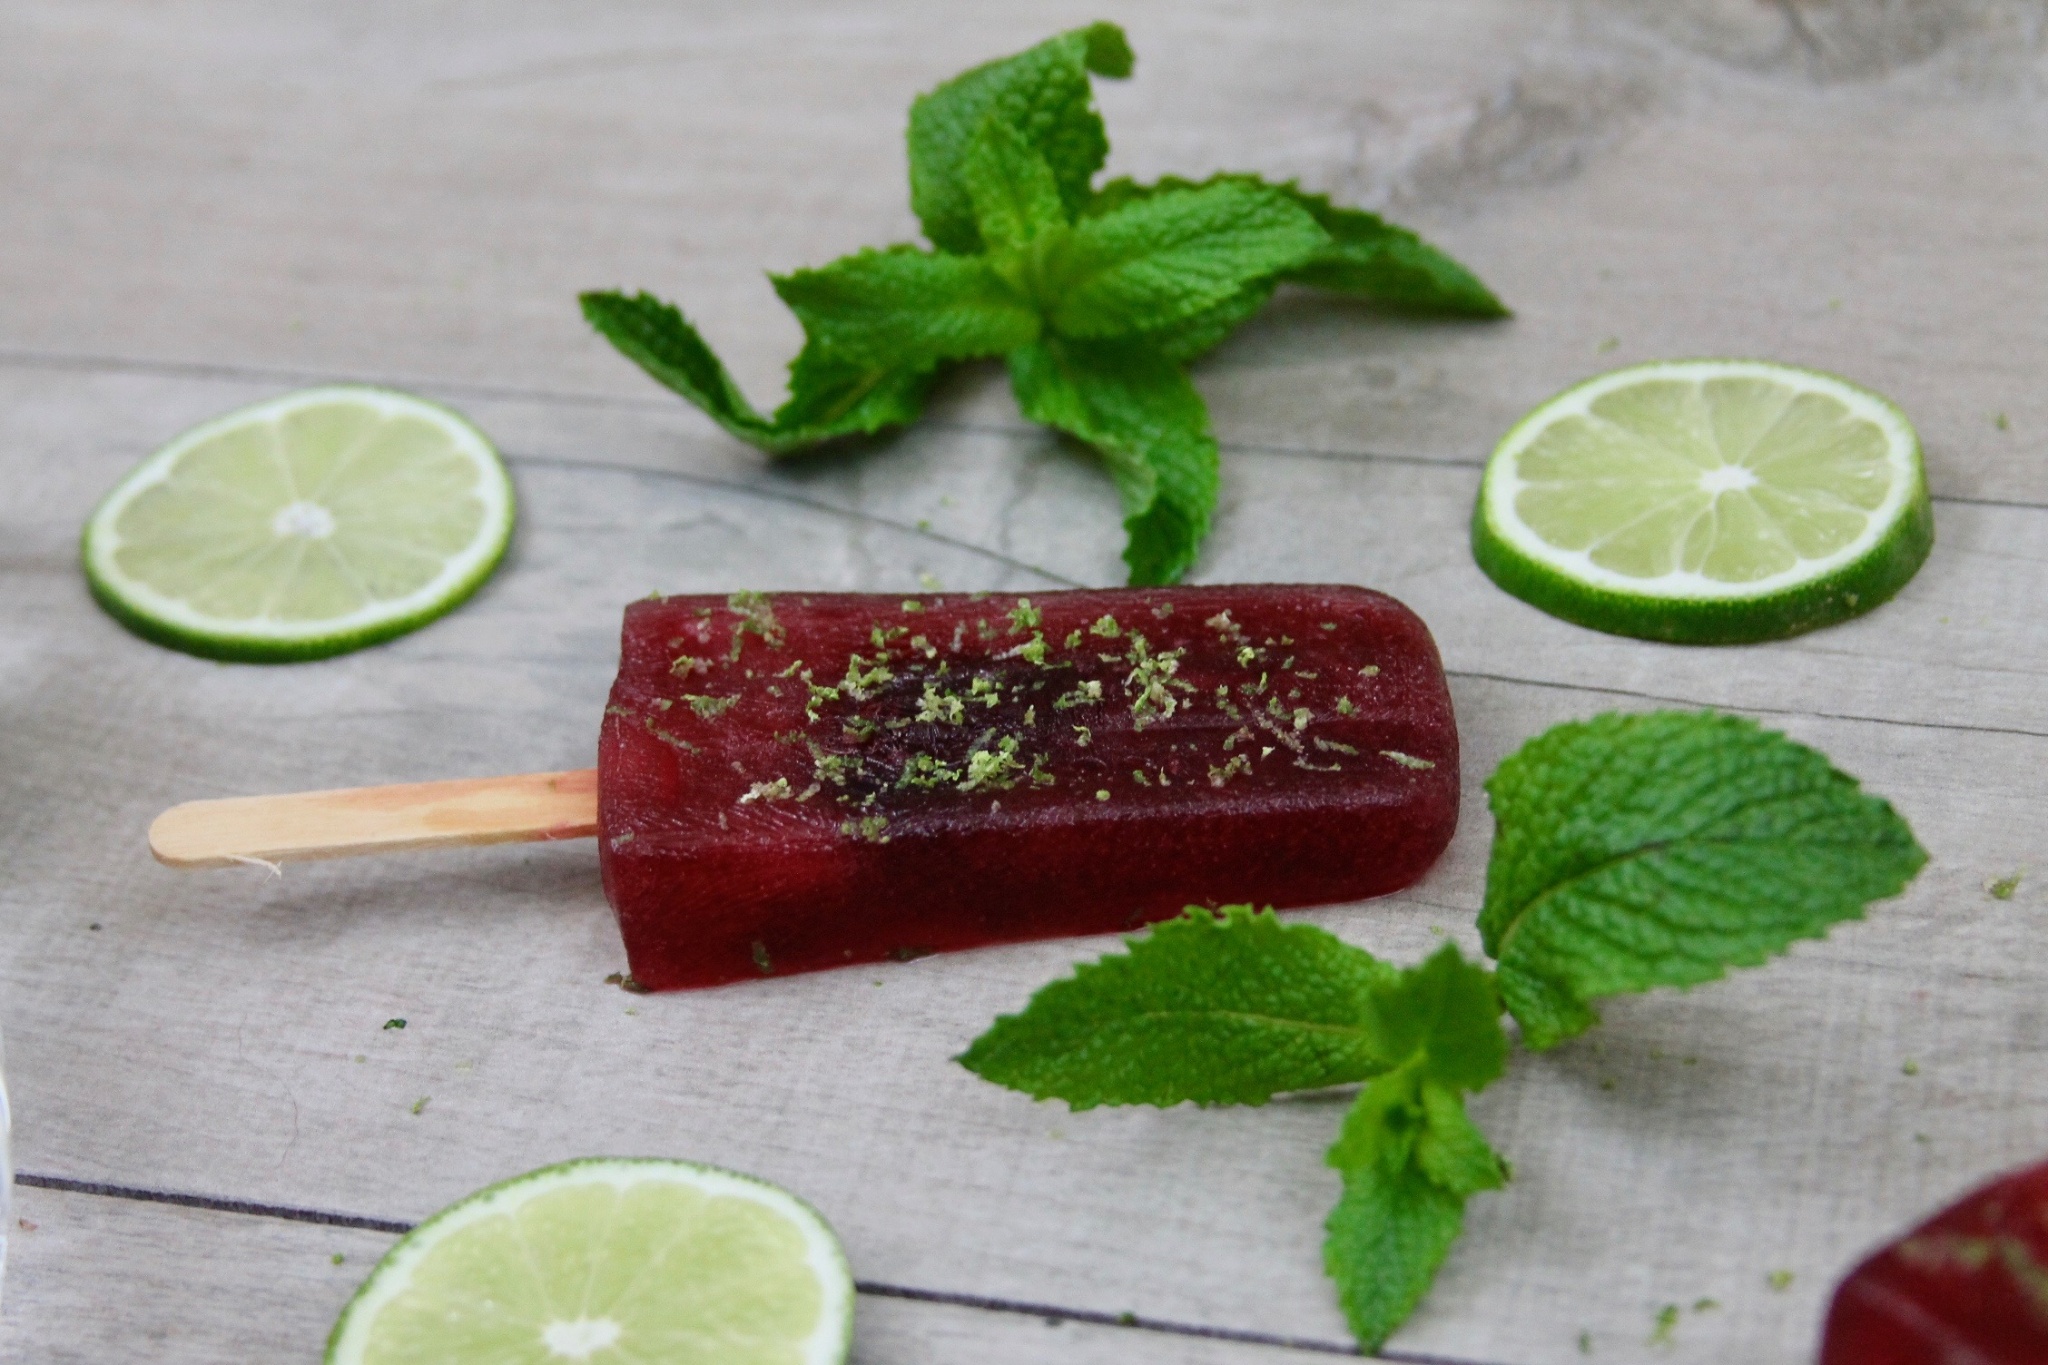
3;1183;1331;1364
1;2;2045;1363
149;770;598;868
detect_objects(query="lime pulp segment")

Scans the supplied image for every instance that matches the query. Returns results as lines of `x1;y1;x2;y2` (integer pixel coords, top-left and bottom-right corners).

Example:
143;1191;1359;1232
1473;360;1931;643
81;386;514;661
326;1158;854;1365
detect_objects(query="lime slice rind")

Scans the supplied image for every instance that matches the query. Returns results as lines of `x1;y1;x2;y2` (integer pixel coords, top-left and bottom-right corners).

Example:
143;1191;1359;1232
326;1157;854;1365
1473;359;1933;644
81;386;514;663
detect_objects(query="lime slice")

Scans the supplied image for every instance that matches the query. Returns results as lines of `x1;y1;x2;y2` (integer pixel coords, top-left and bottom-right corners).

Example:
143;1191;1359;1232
1472;359;1932;643
326;1158;854;1365
81;386;514;662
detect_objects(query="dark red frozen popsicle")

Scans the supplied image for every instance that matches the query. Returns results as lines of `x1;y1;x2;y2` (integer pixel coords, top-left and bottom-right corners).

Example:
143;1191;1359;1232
597;585;1457;989
1821;1157;2048;1365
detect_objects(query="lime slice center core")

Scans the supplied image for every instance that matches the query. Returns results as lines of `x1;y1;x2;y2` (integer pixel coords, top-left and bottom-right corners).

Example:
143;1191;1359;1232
542;1317;623;1358
1697;465;1757;494
272;499;338;539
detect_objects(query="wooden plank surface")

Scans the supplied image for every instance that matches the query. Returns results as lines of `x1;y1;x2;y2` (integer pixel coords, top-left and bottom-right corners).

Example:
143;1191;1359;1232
4;1182;1325;1364
2;2;2046;1362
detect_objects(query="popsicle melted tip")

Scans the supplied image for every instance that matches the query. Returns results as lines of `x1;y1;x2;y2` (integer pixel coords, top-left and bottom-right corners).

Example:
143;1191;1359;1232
598;586;1457;989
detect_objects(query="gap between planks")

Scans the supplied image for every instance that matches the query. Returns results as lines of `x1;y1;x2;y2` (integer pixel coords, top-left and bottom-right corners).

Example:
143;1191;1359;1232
3;344;2045;513
13;1171;1509;1365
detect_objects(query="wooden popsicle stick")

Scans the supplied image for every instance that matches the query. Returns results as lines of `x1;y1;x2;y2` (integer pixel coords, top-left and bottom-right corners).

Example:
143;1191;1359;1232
149;769;599;868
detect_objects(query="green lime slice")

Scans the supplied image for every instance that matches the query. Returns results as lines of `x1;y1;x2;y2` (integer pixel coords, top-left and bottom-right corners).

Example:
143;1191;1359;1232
1472;359;1932;643
81;386;514;662
326;1158;854;1365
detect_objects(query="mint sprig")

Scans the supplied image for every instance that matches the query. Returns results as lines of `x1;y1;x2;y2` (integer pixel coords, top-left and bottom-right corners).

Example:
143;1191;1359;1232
581;24;1504;585
1481;711;1929;1049
960;711;1925;1350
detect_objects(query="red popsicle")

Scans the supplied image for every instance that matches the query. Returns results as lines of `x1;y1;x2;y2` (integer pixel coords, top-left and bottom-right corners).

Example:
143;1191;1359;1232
1821;1157;2048;1364
598;585;1458;989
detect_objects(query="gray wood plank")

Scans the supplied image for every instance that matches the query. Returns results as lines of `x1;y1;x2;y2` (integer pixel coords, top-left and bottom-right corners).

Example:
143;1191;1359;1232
3;0;2043;502
3;1183;1344;1363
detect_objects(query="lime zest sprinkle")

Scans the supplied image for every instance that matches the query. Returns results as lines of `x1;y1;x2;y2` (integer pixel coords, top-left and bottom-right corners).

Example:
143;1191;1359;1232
1054;680;1104;710
726;590;785;658
958;734;1027;792
917;683;967;724
840;815;891;843
737;778;794;805
1381;750;1435;770
1208;754;1252;787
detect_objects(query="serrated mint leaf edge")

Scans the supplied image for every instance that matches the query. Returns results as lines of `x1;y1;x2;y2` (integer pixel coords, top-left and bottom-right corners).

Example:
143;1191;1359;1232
1321;1068;1505;1350
957;905;1402;1110
580;289;938;454
1480;711;1929;1050
905;23;1131;255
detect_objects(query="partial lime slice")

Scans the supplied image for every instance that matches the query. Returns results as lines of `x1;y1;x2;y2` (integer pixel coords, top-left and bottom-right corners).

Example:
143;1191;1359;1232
1472;359;1932;643
81;386;514;662
327;1158;854;1365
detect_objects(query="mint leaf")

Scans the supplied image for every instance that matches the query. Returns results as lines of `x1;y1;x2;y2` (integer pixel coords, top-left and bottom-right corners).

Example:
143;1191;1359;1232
1278;186;1508;318
1324;1072;1505;1349
1041;181;1328;338
1324;1149;1467;1350
961;116;1068;254
593;29;1505;594
776;343;940;439
770;246;1038;367
1323;944;1509;1349
908;23;1132;255
1091;174;1506;319
580;291;936;452
958;905;1399;1109
1362;941;1508;1092
1008;336;1218;585
1138;280;1279;363
1480;711;1929;1049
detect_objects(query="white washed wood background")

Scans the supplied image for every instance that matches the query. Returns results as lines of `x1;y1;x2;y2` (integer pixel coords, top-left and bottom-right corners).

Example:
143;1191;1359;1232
2;2;2045;1361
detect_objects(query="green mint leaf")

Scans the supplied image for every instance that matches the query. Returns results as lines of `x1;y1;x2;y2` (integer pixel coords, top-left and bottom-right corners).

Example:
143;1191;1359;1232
961;115;1068;254
1324;1152;1465;1349
1361;941;1508;1093
1480;711;1929;1050
907;23;1131;255
1007;336;1217;585
1041;180;1327;338
770;246;1038;367
957;905;1399;1109
1137;280;1279;363
1323;1066;1506;1348
1323;945;1510;1349
1413;1081;1510;1196
580;291;934;452
580;290;782;447
1091;174;1506;319
1277;186;1508;318
774;343;939;438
